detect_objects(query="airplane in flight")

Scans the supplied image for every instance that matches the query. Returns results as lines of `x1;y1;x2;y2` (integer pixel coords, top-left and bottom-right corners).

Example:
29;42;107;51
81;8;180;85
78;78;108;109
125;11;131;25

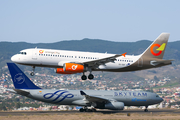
11;33;173;80
7;63;163;112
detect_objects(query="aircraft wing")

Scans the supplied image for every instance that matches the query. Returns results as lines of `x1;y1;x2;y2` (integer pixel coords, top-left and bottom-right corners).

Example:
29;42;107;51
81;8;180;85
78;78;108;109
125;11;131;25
80;90;109;103
83;53;126;67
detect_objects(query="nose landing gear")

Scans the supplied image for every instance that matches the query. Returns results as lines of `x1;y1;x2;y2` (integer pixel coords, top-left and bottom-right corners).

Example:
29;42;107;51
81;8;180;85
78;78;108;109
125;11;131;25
30;72;35;76
30;66;35;76
144;106;148;112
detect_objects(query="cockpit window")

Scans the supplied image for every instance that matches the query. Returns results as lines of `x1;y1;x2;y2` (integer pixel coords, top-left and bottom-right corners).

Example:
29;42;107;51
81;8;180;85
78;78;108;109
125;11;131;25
20;52;27;55
156;95;159;97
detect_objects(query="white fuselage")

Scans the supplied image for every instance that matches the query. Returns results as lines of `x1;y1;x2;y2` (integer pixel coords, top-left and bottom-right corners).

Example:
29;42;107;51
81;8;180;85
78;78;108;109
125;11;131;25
11;48;140;71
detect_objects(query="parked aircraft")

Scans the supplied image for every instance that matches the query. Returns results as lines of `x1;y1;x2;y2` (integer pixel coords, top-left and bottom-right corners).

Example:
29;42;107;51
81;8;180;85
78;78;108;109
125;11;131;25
11;33;173;80
6;63;163;112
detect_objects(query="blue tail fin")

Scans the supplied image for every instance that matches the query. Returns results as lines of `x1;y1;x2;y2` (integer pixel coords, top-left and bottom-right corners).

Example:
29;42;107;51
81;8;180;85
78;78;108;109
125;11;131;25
7;63;41;89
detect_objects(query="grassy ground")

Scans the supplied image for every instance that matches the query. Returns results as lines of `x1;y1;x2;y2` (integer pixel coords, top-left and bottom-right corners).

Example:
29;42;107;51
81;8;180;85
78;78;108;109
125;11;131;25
152;82;179;89
0;112;180;120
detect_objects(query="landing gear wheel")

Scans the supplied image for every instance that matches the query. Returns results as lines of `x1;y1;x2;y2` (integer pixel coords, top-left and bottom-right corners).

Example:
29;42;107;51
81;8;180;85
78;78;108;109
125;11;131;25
85;109;91;112
144;109;148;112
81;75;87;80
30;72;35;76
91;108;96;112
88;74;94;80
79;108;85;112
30;66;35;76
144;106;148;112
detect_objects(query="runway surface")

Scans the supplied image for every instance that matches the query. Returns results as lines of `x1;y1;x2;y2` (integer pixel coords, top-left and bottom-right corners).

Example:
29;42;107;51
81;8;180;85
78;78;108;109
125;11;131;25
0;109;180;116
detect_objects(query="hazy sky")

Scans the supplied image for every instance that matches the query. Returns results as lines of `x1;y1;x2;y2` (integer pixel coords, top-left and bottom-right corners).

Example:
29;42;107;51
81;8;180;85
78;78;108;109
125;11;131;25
0;0;180;43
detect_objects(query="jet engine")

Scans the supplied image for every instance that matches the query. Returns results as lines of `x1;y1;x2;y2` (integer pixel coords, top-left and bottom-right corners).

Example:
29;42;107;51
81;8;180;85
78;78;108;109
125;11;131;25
56;68;74;74
104;101;124;110
56;63;84;74
63;63;84;73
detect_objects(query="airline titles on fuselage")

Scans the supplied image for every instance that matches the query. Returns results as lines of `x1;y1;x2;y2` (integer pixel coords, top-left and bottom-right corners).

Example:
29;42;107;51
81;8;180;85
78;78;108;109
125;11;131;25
38;50;134;63
114;92;147;97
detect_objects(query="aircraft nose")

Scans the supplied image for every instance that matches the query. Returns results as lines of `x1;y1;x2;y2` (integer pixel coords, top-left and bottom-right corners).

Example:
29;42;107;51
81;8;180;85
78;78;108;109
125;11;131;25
160;98;164;102
11;55;19;62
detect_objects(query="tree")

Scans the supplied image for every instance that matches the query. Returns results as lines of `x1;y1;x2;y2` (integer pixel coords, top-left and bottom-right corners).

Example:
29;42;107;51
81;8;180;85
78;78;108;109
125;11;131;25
154;76;159;81
16;102;21;109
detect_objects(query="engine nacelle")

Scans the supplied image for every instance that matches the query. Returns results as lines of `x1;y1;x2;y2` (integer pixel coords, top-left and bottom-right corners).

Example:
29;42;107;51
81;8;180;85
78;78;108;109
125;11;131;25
104;101;124;110
56;68;74;74
63;63;84;73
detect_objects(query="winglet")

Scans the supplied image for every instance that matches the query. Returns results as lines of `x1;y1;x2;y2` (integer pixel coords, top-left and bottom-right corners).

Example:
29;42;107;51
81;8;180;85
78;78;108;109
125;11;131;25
122;52;127;57
80;90;86;95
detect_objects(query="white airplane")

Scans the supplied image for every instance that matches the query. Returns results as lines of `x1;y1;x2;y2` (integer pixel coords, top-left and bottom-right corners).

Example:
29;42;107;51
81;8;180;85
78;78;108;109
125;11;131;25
11;33;173;80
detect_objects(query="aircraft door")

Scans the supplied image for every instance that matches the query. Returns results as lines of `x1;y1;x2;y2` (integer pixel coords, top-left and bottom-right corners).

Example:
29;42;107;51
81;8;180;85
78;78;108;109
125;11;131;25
32;50;37;60
138;57;143;67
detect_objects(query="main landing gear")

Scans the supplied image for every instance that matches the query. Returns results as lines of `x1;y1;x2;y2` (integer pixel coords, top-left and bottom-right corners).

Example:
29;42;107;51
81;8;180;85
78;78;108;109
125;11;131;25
81;73;94;80
30;66;35;76
79;107;96;112
144;106;148;112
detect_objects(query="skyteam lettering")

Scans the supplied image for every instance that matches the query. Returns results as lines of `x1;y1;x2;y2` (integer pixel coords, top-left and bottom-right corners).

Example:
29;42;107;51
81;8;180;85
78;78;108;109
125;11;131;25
114;92;147;97
43;90;74;103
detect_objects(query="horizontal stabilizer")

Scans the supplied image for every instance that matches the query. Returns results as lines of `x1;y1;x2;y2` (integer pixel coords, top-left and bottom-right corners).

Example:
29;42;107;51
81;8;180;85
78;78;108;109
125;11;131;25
6;89;30;96
150;59;174;66
14;89;30;96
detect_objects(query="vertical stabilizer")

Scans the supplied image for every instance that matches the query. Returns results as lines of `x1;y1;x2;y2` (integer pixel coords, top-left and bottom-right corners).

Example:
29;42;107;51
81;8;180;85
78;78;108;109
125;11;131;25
7;63;41;89
141;33;170;59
